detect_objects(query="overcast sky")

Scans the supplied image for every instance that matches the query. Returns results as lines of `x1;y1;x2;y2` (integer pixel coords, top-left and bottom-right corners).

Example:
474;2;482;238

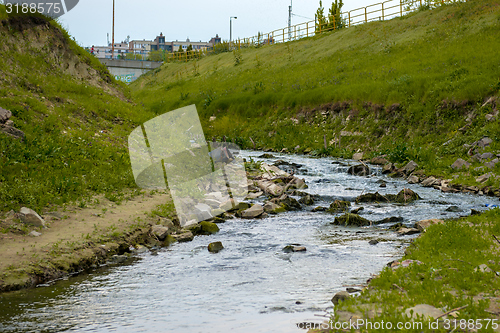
58;0;376;47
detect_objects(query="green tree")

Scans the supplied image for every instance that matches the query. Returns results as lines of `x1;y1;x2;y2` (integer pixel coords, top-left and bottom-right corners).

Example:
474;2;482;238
327;0;344;30
315;1;326;34
147;50;163;62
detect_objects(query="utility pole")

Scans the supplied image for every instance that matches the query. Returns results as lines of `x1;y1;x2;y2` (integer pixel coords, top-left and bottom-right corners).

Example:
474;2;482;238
288;0;292;41
112;0;115;59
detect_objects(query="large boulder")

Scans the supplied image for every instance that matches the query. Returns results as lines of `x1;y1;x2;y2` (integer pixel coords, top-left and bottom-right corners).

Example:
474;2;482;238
327;200;351;213
260;163;289;179
333;213;372;227
1;125;25;140
271;194;301;211
347;164;370;176
17;207;46;228
421;176;441;187
352;152;364;161
171;230;194;242
241;204;264;218
355;192;387;203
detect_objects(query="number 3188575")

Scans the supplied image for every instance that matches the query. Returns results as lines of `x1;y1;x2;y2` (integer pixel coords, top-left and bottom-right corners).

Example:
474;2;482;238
5;3;62;15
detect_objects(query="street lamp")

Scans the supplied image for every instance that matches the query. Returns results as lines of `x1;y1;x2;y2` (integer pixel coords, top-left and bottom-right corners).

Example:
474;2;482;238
230;16;237;49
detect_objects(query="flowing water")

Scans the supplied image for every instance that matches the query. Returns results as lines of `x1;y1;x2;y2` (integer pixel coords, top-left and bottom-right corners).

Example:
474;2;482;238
0;152;495;333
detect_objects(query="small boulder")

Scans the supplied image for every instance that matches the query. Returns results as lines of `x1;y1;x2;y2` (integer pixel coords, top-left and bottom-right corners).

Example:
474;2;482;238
407;175;419;184
283;245;307;253
200;221;220;234
333;213;371;227
347;164;370;176
263;202;286;214
0;107;12;123
274;195;301;211
475;264;493;273
171;230;194;242
355;192;387;203
421;176;441;187
445;206;463;212
151;225;170;240
369;239;379;245
382;163;394;174
370;156;389;165
331;291;350;305
394;188;421;203
241;204;264;218
351;207;364;214
405;304;445;320
258;153;275;158
414;219;444;232
298;194;315;206
17;207;46;228
397;227;420;236
476;173;492;183
312;206;327;212
246;191;263;199
29;230;42;237
403;160;418;175
327;200;351;213
451;158;470;170
208;241;224;253
352;152;364;161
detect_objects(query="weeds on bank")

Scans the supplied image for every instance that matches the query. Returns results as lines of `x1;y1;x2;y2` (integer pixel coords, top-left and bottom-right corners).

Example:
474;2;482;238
333;208;500;332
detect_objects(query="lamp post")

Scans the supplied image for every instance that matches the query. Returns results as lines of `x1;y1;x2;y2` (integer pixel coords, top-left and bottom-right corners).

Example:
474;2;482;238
230;16;237;49
112;0;115;59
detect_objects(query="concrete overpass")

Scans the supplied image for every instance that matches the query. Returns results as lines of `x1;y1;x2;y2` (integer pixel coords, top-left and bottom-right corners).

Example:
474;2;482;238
99;59;163;83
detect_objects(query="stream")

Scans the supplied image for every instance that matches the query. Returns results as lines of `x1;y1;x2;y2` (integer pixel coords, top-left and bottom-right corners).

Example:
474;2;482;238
0;151;495;333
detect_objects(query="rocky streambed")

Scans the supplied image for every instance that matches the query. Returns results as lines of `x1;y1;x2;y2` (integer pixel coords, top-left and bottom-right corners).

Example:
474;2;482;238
0;151;496;333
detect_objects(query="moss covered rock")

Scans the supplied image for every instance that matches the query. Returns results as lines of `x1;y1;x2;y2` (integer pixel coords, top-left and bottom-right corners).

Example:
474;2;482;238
333;213;372;227
327;200;351;213
200;221;220;234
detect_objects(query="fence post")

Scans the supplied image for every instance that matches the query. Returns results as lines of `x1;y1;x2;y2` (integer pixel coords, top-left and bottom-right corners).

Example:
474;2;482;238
382;3;385;20
365;7;367;22
400;0;403;16
348;12;351;27
307;22;309;37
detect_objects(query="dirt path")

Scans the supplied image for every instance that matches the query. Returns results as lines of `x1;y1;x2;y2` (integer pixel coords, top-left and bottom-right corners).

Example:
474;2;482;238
0;190;173;292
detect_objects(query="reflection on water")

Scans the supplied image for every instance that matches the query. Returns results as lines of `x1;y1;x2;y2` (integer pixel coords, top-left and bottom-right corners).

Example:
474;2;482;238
0;152;493;333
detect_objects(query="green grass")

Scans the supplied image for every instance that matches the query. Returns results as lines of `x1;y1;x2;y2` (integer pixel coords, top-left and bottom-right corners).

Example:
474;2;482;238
131;0;500;186
331;208;500;332
0;8;156;212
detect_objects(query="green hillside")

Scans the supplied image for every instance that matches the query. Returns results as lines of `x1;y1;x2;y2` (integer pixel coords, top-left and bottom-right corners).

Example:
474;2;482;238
0;8;154;212
131;0;500;186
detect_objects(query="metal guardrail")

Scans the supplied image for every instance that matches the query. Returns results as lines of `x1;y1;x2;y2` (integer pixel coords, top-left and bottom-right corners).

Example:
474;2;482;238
164;0;467;63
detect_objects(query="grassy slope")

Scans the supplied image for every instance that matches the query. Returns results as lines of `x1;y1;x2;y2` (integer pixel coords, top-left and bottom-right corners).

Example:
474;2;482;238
131;0;500;187
0;8;156;212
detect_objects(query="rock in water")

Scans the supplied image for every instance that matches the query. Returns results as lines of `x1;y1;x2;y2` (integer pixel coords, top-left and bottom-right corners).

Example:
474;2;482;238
208;241;224;253
403;160;418;174
333;213;372;227
355;192;387;203
283;245;307;253
347;164;370;176
17;207;46;228
394;188;420;203
331;291;350;305
200;221;220;234
241;204;264;218
298;195;314;206
327;200;351;213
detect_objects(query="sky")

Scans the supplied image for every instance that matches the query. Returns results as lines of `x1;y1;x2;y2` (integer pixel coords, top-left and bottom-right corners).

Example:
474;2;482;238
58;0;377;47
